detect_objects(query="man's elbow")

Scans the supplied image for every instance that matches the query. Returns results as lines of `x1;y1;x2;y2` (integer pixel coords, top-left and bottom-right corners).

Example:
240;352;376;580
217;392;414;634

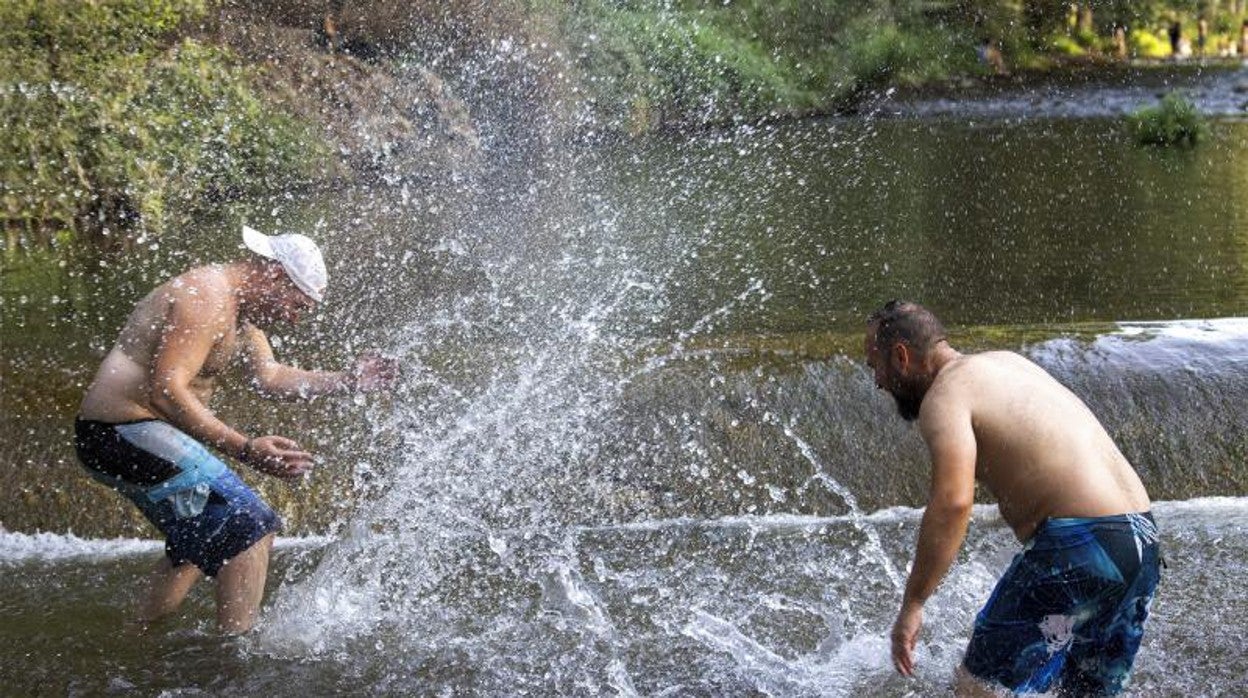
929;496;974;522
148;382;183;417
246;366;286;398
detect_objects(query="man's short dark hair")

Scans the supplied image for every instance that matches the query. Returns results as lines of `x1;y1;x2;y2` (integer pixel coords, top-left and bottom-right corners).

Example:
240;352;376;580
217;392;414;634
867;300;948;355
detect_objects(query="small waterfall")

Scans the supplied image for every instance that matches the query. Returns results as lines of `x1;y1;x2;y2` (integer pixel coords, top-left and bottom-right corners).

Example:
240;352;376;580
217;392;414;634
1030;319;1248;500
257;310;1248;691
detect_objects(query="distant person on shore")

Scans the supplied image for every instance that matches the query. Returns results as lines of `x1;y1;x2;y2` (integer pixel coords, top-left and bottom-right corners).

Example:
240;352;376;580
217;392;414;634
1240;19;1248;59
1169;20;1183;58
1113;24;1129;61
1197;16;1209;57
864;300;1161;696
75;226;398;634
976;38;1008;76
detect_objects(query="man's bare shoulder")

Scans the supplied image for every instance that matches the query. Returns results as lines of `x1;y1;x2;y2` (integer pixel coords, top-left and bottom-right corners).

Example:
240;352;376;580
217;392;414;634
938;351;1037;381
924;352;1036;406
919;357;976;421
164;266;236;310
165;265;231;301
149;265;236;333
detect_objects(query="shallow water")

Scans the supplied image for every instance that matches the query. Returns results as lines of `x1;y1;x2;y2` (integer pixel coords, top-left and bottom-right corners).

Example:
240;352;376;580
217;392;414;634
3;65;1248;694
2;498;1245;695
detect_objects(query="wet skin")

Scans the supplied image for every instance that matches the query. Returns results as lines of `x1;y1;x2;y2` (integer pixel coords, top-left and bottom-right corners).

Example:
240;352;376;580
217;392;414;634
80;260;334;475
864;327;1150;684
77;257;397;633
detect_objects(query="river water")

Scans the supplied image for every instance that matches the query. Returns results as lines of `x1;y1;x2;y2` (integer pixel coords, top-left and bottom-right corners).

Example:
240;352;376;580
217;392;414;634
2;65;1247;695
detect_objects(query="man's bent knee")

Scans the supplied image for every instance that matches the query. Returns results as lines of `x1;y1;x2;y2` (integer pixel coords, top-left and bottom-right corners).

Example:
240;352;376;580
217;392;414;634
215;533;275;634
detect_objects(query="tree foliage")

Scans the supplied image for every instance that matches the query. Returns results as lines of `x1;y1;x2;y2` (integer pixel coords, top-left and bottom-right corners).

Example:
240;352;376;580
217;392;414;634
1;0;325;249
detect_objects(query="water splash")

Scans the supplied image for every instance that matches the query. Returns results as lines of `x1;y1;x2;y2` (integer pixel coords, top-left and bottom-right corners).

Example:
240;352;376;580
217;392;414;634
774;419;904;590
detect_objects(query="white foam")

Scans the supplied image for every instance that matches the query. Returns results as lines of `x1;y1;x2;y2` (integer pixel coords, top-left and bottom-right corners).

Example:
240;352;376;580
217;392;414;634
575;497;1248;537
1153;495;1248;513
1150;496;1248;530
682;608;933;697
0;530;161;562
2;496;1242;564
1114;317;1248;341
574;503;1001;535
0;529;331;564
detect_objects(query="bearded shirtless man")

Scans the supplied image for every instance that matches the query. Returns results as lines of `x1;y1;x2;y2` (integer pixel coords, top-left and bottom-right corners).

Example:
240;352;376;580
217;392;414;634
865;300;1160;696
75;226;397;633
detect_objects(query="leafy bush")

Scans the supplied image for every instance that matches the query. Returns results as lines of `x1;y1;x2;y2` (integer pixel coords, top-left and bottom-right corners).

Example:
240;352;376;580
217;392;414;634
563;2;828;129
844;18;967;88
1128;29;1172;58
560;0;976;129
1128;93;1209;147
846;24;912;84
1;0;325;247
1049;35;1087;56
1073;27;1102;50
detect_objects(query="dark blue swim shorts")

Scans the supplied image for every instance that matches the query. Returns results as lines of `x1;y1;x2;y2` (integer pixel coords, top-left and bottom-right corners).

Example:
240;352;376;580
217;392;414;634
963;512;1162;696
75;418;281;577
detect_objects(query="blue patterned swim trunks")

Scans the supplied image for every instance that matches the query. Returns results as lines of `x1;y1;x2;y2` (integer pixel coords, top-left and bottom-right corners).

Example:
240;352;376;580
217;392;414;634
963;512;1162;696
74;418;281;576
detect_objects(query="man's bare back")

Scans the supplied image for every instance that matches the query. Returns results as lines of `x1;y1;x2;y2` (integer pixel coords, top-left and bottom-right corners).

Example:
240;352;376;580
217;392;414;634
921;351;1151;541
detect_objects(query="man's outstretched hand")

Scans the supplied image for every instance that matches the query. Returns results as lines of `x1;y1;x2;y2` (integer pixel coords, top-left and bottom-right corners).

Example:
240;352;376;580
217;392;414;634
891;601;923;678
242;435;313;479
350;352;400;392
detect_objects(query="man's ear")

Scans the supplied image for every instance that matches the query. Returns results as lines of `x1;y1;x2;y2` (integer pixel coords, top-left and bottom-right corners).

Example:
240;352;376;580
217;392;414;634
890;342;911;371
265;262;287;282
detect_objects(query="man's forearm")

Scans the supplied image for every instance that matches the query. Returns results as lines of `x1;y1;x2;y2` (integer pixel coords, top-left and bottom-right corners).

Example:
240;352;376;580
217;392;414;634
255;365;351;400
151;387;250;458
903;501;972;606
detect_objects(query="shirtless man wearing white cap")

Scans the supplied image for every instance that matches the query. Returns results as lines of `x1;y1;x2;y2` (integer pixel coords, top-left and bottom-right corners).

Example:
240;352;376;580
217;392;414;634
75;226;398;633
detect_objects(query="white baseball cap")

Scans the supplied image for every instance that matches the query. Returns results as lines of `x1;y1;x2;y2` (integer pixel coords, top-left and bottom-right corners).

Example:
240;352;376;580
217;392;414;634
242;225;328;302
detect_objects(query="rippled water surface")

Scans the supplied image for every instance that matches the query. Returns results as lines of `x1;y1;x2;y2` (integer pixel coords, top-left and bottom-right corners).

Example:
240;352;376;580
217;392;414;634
2;499;1246;695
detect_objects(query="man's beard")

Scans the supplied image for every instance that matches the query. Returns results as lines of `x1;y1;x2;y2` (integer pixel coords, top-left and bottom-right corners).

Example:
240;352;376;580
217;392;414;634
890;384;926;422
246;305;296;330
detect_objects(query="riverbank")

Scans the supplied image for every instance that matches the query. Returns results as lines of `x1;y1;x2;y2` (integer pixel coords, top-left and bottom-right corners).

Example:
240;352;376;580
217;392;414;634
883;61;1248;119
9;1;1243;245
